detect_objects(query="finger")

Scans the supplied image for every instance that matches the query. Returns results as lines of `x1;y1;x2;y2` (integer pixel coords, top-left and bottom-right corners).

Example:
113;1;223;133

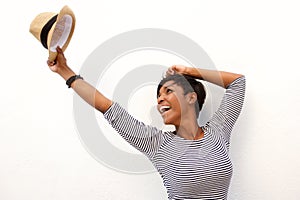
168;70;175;75
56;46;63;52
56;46;65;58
47;60;56;66
171;65;178;71
165;69;174;78
168;67;175;74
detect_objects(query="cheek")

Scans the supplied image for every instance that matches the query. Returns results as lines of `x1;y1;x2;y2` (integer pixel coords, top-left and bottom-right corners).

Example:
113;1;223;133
169;97;185;115
168;95;179;106
156;104;160;113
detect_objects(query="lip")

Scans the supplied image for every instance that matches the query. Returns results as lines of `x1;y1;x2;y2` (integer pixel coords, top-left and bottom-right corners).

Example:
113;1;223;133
158;105;171;115
161;109;171;117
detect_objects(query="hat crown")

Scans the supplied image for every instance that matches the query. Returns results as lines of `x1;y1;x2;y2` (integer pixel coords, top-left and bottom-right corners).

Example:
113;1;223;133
29;5;76;61
29;12;57;41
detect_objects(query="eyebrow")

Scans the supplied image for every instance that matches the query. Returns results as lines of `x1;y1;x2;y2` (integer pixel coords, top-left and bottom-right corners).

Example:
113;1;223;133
163;82;176;88
158;82;177;97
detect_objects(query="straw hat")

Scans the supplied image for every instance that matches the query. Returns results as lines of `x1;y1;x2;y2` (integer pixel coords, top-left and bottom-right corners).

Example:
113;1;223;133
29;5;76;61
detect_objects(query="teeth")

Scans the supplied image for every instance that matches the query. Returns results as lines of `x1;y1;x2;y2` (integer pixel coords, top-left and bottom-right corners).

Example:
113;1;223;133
160;105;171;113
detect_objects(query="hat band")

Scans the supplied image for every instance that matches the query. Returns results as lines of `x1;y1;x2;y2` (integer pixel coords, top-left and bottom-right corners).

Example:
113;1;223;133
40;14;58;49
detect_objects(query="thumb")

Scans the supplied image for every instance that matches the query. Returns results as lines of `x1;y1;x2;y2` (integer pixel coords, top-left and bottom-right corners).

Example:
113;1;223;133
56;46;64;57
170;65;180;73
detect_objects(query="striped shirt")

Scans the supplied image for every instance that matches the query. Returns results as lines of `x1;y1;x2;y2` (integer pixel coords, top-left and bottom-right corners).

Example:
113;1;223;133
104;76;246;200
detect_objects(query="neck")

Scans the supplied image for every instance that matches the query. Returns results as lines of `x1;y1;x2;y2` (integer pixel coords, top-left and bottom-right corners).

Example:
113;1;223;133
175;119;203;140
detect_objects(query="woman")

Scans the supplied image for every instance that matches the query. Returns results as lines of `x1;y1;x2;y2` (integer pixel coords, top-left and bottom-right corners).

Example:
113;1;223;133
48;46;245;200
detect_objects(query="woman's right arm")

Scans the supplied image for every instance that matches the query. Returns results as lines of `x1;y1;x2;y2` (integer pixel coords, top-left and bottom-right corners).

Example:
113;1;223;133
47;46;112;113
47;47;166;158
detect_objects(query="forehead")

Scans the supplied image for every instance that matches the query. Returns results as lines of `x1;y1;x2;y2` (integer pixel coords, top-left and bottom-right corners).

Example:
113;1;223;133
159;80;175;90
158;80;183;93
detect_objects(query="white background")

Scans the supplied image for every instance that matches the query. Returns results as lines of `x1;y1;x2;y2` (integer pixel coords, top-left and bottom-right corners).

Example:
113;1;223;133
1;0;300;199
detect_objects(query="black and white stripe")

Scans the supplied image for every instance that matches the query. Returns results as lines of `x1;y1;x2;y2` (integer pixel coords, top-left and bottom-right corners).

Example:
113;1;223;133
104;76;246;200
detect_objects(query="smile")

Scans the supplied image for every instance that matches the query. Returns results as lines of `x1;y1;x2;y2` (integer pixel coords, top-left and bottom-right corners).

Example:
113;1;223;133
159;105;171;114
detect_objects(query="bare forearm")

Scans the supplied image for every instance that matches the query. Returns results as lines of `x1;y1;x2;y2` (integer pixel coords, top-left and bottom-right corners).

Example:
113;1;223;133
71;79;113;113
185;68;243;88
47;47;113;113
57;65;112;113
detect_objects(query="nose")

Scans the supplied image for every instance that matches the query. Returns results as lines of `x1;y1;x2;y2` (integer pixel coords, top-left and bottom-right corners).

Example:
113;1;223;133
157;94;165;104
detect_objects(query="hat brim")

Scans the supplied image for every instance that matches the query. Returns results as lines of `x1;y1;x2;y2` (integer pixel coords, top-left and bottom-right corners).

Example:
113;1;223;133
47;6;76;61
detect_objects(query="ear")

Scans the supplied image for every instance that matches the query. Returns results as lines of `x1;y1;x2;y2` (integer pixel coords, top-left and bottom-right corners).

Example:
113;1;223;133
186;92;197;104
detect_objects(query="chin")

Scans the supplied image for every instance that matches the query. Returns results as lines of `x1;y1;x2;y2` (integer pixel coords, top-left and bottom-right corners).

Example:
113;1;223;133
163;121;172;125
163;118;178;126
161;112;181;126
163;119;171;125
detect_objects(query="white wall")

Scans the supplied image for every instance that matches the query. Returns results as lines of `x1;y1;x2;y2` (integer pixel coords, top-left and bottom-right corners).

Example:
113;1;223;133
1;0;300;199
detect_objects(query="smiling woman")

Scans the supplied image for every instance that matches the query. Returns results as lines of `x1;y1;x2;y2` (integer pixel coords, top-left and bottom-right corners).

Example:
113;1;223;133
47;46;245;200
156;74;206;139
157;74;206;118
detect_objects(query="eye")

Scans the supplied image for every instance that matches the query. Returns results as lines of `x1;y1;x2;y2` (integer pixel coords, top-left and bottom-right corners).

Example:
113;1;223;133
166;88;173;94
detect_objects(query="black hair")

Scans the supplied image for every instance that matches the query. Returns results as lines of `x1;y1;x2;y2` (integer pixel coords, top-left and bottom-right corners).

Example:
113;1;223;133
157;74;206;118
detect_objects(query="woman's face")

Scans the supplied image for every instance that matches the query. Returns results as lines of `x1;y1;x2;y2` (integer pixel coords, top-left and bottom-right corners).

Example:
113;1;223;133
157;80;189;126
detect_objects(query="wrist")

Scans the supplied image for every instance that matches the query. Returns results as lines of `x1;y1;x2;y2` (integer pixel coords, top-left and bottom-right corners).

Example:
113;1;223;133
66;74;84;88
57;65;76;81
187;67;203;80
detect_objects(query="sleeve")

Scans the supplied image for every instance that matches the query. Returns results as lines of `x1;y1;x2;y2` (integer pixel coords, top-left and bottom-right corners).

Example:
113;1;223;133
206;76;246;145
103;102;166;159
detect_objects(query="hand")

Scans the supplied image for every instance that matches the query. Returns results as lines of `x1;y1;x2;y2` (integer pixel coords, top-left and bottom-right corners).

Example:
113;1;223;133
165;65;188;77
47;46;68;73
46;46;75;80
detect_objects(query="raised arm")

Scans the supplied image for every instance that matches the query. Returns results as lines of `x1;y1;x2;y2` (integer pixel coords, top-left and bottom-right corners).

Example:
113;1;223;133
47;47;112;113
167;65;245;145
167;65;243;88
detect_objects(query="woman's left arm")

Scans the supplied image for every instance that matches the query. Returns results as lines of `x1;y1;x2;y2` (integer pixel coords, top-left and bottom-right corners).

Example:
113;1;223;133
167;65;244;88
168;65;246;144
